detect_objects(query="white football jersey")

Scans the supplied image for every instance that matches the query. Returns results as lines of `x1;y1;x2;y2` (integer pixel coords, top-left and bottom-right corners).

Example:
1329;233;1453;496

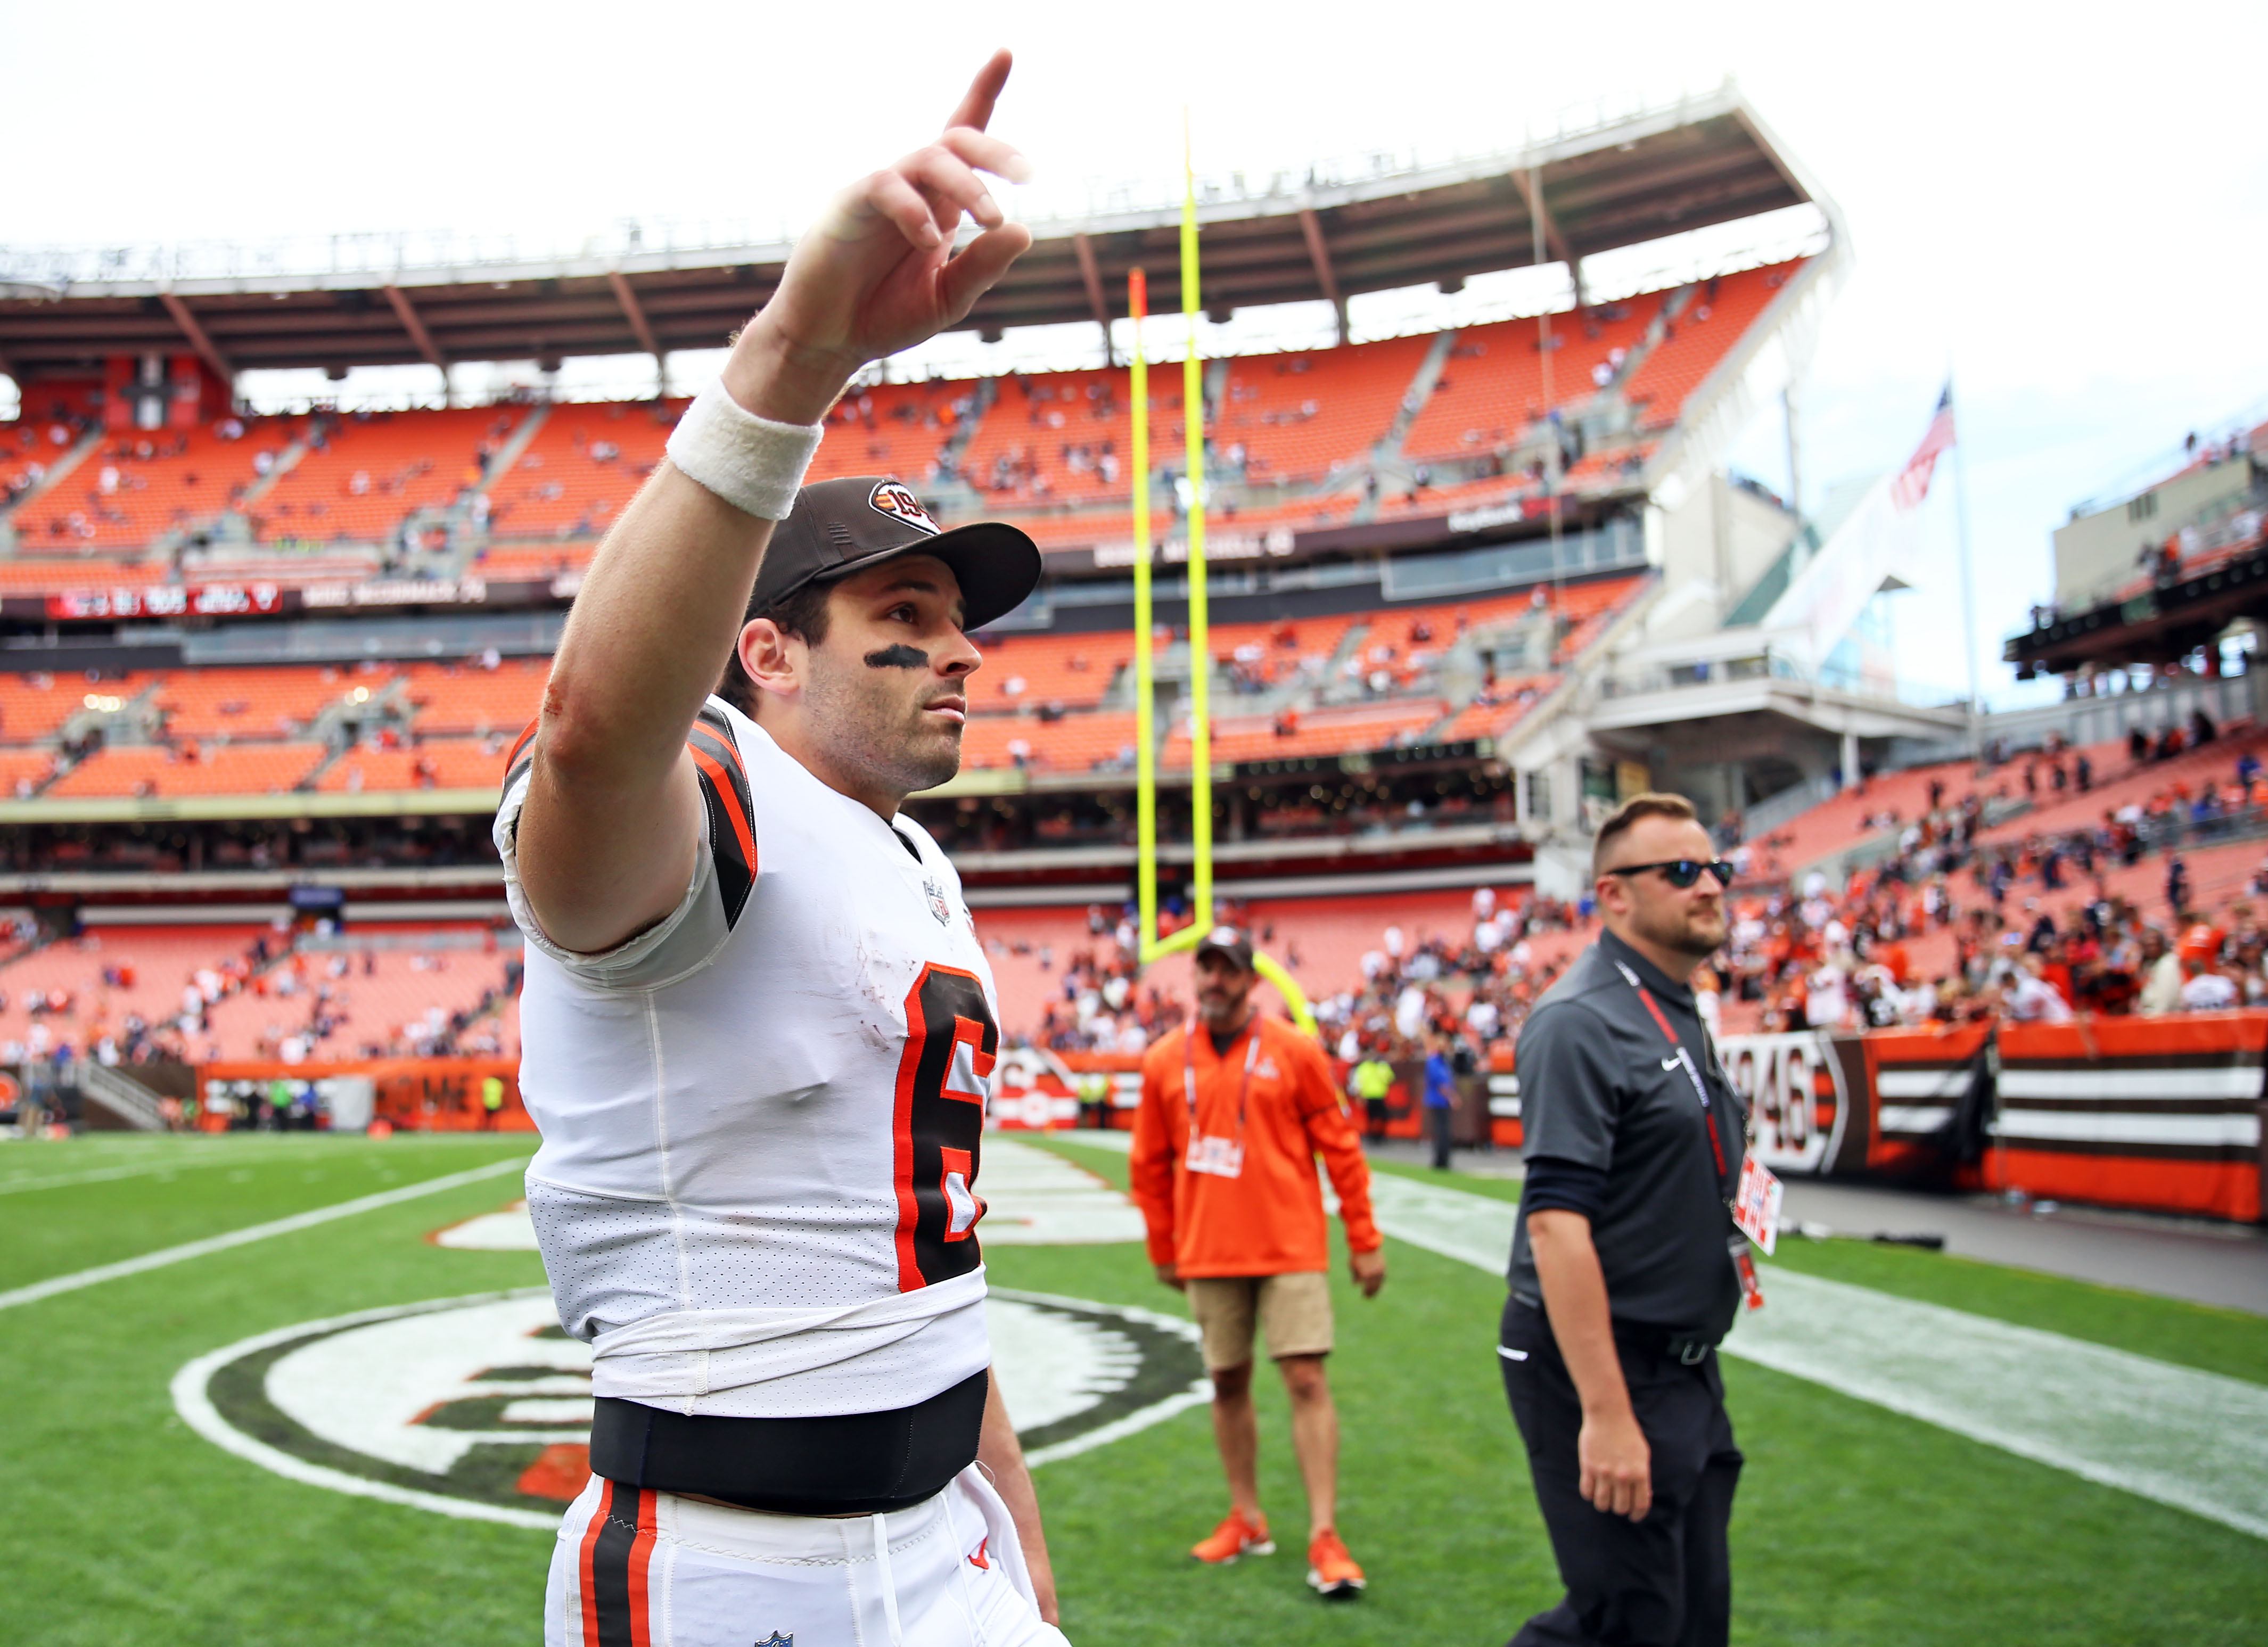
495;698;1000;1419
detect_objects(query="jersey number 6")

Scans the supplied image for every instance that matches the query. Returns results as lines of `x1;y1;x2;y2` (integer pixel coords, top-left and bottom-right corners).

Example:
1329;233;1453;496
892;963;999;1291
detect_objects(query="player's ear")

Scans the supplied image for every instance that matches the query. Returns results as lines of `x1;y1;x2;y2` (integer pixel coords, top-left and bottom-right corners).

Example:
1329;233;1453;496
738;618;802;696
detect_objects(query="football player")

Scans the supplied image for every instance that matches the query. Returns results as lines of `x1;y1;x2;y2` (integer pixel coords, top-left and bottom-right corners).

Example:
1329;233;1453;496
501;51;1066;1647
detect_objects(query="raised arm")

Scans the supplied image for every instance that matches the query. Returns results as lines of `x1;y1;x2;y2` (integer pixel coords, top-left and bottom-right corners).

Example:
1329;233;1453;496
514;52;1033;954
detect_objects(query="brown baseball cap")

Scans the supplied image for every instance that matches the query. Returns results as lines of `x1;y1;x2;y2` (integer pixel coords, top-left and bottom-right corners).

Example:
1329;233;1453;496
750;476;1041;632
1194;925;1257;971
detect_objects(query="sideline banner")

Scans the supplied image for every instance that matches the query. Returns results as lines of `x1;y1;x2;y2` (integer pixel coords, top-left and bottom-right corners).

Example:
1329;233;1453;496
1990;1014;2264;1223
199;1059;531;1133
1861;1023;1993;1174
1715;1030;1871;1176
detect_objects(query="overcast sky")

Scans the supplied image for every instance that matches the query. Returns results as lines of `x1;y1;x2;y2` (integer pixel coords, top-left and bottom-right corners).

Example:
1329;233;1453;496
7;0;2264;705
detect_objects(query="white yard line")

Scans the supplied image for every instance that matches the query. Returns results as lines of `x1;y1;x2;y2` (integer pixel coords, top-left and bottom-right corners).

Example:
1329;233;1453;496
1045;1137;2268;1540
0;1155;530;1314
1355;1171;2268;1542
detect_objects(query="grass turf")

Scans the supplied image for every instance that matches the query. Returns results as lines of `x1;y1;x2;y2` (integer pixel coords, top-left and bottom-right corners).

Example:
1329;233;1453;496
0;1132;2262;1645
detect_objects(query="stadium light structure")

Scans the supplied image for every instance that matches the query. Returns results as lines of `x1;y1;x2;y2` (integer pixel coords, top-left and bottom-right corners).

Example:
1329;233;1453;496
1125;121;1317;1037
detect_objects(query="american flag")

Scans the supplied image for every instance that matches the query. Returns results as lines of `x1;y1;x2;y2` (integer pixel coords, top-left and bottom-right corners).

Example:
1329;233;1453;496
1889;383;1957;511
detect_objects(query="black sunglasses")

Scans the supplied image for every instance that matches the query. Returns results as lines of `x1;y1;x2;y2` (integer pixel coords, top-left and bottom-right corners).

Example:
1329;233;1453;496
1606;858;1736;890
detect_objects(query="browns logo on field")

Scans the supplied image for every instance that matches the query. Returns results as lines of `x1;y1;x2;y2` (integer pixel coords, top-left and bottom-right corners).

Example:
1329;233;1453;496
868;481;942;536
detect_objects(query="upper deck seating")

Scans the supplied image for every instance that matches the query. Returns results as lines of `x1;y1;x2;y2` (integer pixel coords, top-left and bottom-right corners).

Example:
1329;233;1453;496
1623;261;1803;431
1403;304;1657;465
11;419;301;550
484;400;684;540
254;407;522;545
957;368;1141;506
1217;336;1435;484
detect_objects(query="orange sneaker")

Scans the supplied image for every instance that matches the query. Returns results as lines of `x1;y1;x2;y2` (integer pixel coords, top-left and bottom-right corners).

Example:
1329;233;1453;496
1190;1507;1275;1563
1306;1529;1366;1599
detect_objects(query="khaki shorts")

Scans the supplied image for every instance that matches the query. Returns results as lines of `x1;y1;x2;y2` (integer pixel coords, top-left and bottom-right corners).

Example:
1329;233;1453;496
1184;1272;1333;1371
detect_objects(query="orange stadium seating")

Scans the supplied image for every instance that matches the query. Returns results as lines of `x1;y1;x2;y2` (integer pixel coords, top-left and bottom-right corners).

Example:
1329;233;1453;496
972;887;1587;1040
254;407;522;545
0;925;270;1055
318;740;506;793
1218;336;1435;483
1623;261;1803;431
3;420;84;502
11;419;302;550
0;558;169;590
975;630;1129;711
483;399;684;540
47;742;326;798
1973;732;2268;848
0;747;59;796
1403;304;1657;465
960;711;1138;773
397;658;549;737
198;942;515;1060
471;543;593;580
957;368;1143;506
0;671;159;743
153;664;381;739
1164;698;1448;767
808;379;982;488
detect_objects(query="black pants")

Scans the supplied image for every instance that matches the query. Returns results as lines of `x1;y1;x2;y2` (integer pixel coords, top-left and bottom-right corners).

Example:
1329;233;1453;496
1499;1298;1741;1647
1426;1104;1456;1167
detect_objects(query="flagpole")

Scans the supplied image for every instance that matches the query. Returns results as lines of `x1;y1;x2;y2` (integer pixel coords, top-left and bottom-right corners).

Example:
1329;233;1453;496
1952;376;1981;755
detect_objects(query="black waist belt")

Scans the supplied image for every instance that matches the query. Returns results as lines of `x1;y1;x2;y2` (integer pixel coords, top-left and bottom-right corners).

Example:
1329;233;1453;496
1509;1295;1719;1367
588;1367;988;1516
1612;1321;1720;1365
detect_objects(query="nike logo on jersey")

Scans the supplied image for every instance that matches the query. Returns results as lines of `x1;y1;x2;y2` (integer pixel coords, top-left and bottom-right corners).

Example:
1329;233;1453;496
968;1535;991;1570
1661;1056;1684;1070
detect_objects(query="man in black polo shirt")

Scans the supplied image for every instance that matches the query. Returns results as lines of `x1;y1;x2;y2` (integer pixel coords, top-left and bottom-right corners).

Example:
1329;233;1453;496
1499;792;1751;1647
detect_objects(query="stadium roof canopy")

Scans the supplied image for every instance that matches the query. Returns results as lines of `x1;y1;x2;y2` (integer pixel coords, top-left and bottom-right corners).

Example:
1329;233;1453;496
0;85;1824;384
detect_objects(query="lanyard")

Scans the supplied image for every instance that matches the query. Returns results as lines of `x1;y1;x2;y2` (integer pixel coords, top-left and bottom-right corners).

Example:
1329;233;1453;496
1184;1020;1262;1140
1610;958;1731;1191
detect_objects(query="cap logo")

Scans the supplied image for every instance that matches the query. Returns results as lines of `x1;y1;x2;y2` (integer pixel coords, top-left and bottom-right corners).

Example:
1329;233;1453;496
868;481;942;537
1209;927;1239;946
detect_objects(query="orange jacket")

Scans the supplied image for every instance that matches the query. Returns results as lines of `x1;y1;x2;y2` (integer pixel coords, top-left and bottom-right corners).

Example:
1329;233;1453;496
1129;1014;1381;1277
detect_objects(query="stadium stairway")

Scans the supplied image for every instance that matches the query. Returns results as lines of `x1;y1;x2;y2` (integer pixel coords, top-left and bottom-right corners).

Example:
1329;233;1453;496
0;425;105;549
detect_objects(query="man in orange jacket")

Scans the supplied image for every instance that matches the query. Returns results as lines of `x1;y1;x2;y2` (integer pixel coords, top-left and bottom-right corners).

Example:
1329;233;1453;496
1130;926;1386;1601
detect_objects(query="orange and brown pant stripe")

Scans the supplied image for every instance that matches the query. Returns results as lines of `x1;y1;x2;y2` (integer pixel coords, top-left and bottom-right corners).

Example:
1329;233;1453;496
577;1478;656;1647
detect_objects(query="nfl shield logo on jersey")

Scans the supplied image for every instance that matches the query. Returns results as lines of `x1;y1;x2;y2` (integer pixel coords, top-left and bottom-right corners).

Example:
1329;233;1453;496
924;875;952;926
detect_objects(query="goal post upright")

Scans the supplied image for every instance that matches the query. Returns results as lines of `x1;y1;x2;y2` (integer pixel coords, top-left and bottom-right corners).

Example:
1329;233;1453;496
1180;110;1215;933
1129;268;1158;958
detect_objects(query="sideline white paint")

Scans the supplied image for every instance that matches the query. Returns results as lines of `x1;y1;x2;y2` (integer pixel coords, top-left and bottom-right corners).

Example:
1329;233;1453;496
0;1155;530;1314
0;1145;352;1197
1054;1132;2268;1541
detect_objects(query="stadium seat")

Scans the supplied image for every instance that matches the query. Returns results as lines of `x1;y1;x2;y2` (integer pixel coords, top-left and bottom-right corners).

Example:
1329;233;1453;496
47;743;327;798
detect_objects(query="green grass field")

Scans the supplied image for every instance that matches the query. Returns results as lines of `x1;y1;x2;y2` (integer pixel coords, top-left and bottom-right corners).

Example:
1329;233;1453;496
2;1131;2262;1645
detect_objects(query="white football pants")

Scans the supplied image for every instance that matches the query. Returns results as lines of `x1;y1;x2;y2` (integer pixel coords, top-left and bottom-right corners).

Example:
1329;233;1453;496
545;1464;1070;1647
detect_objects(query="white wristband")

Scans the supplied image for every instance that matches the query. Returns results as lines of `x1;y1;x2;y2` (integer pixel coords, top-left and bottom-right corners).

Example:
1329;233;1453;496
666;381;824;520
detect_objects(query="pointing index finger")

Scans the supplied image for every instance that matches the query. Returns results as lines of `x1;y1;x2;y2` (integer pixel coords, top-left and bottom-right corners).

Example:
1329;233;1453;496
944;47;1013;135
